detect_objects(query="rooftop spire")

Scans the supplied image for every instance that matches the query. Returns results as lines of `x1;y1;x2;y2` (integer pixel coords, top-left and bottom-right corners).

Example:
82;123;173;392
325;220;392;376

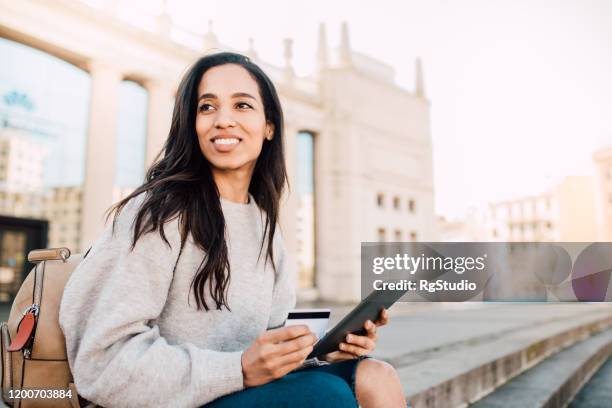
156;0;172;37
317;22;328;70
246;37;258;60
415;58;426;98
283;38;295;81
339;21;352;67
202;20;219;53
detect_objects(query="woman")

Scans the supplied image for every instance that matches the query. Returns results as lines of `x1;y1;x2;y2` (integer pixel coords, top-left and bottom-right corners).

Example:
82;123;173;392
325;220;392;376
59;52;406;408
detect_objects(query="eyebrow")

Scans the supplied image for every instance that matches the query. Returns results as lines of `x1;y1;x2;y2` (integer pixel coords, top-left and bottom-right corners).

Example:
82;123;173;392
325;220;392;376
197;92;257;102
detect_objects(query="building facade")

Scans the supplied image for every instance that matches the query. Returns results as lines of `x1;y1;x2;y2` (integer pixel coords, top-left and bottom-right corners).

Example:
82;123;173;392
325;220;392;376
0;0;436;301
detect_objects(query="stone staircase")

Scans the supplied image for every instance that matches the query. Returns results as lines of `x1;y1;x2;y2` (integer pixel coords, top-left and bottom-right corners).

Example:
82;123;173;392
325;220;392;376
470;328;612;407
367;303;612;408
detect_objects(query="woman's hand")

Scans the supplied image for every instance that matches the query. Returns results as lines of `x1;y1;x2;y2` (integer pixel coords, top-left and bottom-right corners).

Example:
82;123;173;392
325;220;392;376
323;308;389;363
241;325;317;387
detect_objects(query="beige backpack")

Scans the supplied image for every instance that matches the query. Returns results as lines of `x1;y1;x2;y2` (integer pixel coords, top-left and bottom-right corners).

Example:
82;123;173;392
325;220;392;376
0;247;96;408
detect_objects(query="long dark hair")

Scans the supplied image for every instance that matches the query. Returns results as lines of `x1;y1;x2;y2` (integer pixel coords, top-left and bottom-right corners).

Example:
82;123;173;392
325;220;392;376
108;52;287;311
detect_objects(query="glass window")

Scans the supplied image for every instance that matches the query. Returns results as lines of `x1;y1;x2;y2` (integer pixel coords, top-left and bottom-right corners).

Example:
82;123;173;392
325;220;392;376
0;230;26;302
296;131;316;289
408;198;416;213
377;227;386;242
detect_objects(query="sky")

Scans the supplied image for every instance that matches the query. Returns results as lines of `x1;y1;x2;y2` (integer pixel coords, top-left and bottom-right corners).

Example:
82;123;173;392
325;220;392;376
146;0;612;218
5;0;612;218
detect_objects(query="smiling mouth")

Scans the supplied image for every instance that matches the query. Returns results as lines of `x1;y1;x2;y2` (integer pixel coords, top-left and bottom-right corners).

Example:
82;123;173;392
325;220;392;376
213;138;240;145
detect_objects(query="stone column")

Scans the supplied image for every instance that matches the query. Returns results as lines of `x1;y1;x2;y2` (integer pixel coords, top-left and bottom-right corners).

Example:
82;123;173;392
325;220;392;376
280;123;299;286
280;124;298;254
80;61;122;251
144;80;175;169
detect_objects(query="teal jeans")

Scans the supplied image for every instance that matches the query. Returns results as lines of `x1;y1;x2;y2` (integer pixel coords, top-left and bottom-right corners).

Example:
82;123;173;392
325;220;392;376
201;356;370;407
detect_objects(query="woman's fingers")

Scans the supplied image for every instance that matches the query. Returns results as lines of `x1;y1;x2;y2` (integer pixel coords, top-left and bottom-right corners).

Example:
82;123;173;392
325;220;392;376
277;343;314;367
274;332;317;356
337;321;379;357
322;311;391;362
346;333;376;351
262;325;311;343
374;308;389;326
364;320;378;339
338;341;370;356
320;311;391;363
264;343;314;379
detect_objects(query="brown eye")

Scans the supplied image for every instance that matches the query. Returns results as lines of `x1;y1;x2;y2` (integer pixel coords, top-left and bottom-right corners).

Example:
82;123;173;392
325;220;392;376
199;103;214;112
236;102;253;110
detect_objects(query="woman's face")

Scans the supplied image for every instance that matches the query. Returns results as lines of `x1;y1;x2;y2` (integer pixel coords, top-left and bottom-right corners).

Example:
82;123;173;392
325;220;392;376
195;63;273;176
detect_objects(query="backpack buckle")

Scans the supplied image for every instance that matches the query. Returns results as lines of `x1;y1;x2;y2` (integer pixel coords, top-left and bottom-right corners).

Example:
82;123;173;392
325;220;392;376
8;306;38;352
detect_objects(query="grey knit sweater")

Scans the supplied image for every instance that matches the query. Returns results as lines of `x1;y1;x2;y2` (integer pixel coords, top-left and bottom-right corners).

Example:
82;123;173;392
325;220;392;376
59;193;296;407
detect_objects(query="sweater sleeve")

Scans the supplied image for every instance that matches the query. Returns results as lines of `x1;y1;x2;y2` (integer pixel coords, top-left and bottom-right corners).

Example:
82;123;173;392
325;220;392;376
267;231;297;329
59;197;244;408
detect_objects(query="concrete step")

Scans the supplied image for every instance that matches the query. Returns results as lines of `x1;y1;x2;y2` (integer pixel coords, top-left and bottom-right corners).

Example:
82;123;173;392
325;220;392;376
470;328;612;408
387;304;612;408
568;357;612;408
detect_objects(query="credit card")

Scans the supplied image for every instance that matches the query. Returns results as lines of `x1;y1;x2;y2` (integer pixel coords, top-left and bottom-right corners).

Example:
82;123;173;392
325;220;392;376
284;308;331;341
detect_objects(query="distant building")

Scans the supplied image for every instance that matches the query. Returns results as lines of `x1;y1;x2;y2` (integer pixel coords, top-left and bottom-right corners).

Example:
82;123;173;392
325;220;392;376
437;211;489;242
593;147;612;241
45;186;82;252
0;128;46;193
0;191;45;218
0;128;47;219
45;185;135;253
485;176;598;242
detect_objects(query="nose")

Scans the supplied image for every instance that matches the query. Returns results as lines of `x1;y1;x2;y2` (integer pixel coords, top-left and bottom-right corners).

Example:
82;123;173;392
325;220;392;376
213;106;237;128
